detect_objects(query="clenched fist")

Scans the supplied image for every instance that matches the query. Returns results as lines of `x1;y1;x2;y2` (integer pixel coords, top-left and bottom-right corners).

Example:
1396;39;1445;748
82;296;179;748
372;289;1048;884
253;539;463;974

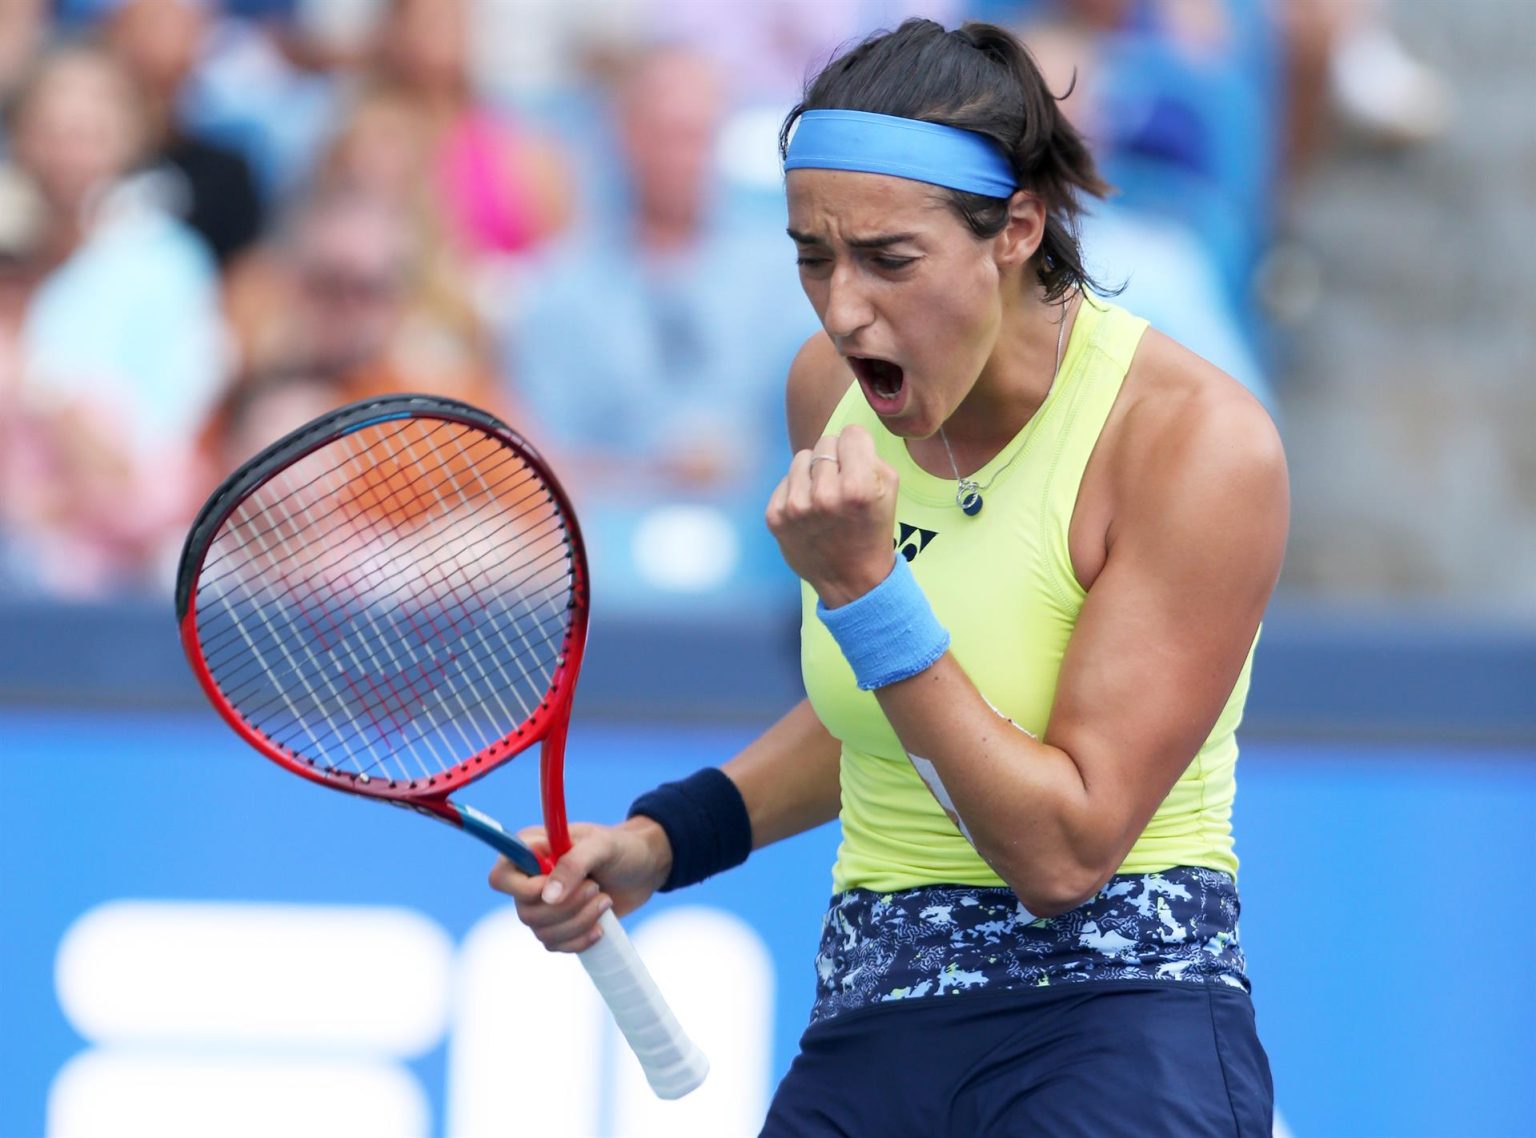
766;424;899;608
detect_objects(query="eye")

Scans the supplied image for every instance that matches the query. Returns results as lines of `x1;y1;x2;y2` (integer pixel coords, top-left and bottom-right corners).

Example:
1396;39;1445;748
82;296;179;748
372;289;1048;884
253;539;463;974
870;255;916;271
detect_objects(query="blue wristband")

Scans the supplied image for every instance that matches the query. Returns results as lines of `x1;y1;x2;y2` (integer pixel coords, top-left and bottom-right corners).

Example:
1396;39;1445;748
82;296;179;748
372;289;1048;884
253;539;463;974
816;556;950;690
627;767;753;892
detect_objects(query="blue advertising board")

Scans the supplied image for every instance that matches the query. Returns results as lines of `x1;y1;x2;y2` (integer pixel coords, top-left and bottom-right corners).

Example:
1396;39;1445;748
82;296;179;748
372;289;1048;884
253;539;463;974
3;708;1535;1137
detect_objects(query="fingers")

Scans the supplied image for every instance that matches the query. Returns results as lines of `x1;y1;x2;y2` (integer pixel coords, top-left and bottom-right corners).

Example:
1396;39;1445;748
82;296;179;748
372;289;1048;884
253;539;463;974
538;827;609;904
767;424;900;604
766;446;813;533
518;878;613;953
486;825;550;900
809;433;841;471
776;433;846;509
833;423;877;470
795;435;842;513
833;425;885;500
489;824;618;954
487;855;542;901
776;427;890;516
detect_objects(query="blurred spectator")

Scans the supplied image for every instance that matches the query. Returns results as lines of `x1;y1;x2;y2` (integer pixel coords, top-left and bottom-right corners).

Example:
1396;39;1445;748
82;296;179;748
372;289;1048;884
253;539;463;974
52;0;343;201
206;363;351;475
0;169;48;588
465;0;648;106
1020;6;1277;411
315;83;433;219
0;42;225;598
504;43;818;609
625;0;971;214
0;169;45;357
507;43;817;503
1274;0;1452;180
0;0;47;105
644;0;965;104
174;11;343;203
311;86;464;305
355;0;574;266
1079;205;1273;410
1095;4;1269;271
213;186;504;478
101;0;267;267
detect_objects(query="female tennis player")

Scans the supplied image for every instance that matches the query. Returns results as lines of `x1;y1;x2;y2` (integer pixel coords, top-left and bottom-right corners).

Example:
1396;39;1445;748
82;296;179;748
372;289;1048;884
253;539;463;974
492;18;1284;1135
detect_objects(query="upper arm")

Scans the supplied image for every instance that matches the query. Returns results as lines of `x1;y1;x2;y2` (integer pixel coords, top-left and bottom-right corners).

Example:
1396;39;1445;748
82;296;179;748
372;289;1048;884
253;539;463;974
785;332;853;452
1046;382;1289;864
722;699;843;848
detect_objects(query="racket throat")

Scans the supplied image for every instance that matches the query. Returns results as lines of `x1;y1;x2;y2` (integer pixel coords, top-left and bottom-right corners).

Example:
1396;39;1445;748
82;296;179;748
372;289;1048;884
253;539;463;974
412;798;544;876
539;717;573;862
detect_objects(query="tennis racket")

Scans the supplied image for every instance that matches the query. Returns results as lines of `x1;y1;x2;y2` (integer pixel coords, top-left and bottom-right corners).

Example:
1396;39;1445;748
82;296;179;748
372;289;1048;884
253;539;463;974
174;393;709;1099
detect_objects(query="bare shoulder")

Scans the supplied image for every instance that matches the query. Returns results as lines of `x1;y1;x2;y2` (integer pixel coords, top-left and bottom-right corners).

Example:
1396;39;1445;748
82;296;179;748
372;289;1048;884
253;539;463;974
1114;329;1287;500
786;332;855;452
1098;329;1288;573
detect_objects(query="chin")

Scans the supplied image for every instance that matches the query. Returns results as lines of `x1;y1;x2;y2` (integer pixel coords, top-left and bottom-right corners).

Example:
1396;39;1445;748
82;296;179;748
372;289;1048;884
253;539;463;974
873;405;940;440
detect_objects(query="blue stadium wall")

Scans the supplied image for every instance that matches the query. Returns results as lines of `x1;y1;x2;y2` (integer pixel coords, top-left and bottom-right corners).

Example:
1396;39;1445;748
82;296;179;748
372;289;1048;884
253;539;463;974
2;600;1533;1138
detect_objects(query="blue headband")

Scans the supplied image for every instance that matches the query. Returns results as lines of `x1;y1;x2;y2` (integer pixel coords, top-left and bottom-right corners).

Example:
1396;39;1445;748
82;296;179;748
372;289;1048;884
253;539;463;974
783;109;1018;198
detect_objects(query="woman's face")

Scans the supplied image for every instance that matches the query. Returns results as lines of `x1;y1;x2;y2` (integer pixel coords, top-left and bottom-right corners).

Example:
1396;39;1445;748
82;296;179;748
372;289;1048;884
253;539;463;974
12;53;143;216
786;169;1011;439
382;0;468;95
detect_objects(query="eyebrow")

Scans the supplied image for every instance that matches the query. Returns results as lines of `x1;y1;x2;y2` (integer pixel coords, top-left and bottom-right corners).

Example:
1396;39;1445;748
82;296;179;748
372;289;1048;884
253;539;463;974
786;228;921;250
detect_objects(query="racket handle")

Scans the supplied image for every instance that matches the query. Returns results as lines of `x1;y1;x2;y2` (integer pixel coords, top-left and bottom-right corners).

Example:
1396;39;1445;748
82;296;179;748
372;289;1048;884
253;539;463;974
578;909;710;1099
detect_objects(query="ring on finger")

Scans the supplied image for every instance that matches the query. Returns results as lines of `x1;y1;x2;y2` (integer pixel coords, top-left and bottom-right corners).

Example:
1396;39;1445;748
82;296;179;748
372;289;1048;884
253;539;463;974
809;454;839;470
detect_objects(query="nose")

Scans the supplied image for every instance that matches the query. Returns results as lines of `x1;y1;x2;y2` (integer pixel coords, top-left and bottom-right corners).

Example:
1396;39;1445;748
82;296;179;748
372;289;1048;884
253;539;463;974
821;264;875;342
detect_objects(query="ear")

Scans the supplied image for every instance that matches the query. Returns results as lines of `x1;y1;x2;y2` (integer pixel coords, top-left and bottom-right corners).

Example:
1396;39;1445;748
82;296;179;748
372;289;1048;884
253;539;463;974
992;191;1047;270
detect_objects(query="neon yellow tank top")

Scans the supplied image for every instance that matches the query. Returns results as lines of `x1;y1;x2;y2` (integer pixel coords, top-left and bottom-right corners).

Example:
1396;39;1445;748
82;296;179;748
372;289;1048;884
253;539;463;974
802;297;1253;893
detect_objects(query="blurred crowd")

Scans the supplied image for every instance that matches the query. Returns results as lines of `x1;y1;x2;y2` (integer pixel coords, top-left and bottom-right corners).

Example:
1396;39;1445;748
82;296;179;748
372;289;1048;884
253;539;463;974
0;0;1450;609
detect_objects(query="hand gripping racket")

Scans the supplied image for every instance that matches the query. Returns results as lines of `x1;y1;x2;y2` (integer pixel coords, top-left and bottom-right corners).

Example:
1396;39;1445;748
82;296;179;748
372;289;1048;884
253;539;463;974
174;394;709;1099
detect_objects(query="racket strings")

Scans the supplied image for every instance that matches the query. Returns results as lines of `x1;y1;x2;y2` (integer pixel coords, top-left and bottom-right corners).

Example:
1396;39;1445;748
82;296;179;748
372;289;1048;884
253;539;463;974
263;422;569;775
202;425;560;690
197;466;569;672
199;419;554;646
212;553;574;782
202;461;575;742
207;542;573;720
199;420;540;607
198;418;448;573
203;551;573;782
194;418;580;785
212;508;568;778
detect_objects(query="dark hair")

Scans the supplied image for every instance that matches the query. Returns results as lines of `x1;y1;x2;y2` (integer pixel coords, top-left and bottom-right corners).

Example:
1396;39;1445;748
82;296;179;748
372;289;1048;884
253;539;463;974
780;19;1110;302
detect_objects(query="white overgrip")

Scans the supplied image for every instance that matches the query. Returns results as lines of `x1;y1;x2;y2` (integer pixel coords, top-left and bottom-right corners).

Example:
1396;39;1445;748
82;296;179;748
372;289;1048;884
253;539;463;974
577;909;710;1099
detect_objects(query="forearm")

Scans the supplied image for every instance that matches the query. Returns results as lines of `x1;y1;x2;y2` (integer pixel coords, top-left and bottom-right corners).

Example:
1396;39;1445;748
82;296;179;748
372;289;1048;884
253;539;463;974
723;699;843;848
875;658;1116;915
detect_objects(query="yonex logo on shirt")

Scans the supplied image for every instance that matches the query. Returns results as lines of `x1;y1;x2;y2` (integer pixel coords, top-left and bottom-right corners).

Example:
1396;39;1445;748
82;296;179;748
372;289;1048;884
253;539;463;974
895;523;938;562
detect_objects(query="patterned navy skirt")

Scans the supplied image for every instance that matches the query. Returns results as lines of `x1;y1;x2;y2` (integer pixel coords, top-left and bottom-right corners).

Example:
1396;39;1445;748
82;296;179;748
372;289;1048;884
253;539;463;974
810;866;1249;1025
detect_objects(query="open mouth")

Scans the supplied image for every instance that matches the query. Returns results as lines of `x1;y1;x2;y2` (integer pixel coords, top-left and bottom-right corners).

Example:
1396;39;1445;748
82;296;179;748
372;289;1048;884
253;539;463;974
849;356;906;401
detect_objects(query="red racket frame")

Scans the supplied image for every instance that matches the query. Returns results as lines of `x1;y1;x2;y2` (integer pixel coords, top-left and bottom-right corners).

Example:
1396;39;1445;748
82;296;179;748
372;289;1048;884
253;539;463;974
174;395;590;870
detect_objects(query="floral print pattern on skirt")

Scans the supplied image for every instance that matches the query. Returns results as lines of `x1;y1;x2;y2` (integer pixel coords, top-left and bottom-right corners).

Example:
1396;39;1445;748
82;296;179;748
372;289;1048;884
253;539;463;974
811;867;1249;1025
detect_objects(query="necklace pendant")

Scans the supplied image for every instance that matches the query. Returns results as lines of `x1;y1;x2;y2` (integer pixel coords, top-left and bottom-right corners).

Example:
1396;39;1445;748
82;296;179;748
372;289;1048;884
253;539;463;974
956;479;983;516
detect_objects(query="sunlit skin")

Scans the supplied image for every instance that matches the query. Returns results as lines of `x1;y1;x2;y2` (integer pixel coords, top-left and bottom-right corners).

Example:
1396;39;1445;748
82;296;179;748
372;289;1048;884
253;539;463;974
491;165;1289;946
785;168;1055;451
777;167;1071;606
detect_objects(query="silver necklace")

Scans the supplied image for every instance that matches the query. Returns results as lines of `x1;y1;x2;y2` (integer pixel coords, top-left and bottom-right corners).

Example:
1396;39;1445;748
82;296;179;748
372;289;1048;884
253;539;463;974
938;302;1071;516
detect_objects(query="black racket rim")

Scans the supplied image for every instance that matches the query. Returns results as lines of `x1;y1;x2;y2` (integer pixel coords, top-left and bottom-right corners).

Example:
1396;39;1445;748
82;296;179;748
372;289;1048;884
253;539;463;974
175;393;587;622
174;393;592;799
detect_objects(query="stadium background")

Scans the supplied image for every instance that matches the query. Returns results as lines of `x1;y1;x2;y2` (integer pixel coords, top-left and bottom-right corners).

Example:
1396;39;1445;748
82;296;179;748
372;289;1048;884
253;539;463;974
2;1;1534;1136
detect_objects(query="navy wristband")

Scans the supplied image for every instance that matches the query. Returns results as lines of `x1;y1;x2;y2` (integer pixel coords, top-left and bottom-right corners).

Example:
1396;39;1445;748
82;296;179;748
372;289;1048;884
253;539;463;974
627;767;752;892
816;555;950;690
